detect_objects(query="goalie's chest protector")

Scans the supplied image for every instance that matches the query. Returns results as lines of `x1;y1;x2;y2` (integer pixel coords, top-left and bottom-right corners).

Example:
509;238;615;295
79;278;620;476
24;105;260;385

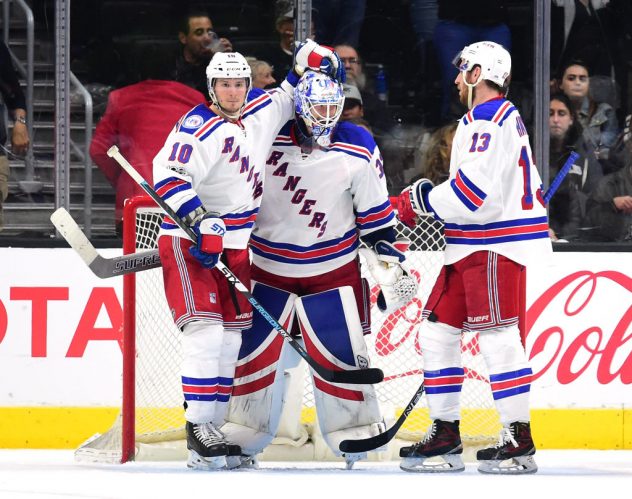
251;123;394;278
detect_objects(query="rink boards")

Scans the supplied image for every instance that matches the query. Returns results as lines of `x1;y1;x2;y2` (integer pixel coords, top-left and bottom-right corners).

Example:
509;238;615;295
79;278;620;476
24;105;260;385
0;248;630;449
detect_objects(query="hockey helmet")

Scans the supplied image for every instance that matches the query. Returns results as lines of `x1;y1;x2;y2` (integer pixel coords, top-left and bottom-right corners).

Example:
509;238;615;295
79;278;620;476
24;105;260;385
294;70;344;147
452;41;511;89
206;52;252;117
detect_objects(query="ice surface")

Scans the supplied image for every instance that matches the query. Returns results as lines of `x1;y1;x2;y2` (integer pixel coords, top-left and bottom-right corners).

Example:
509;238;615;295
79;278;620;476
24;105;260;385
0;450;630;499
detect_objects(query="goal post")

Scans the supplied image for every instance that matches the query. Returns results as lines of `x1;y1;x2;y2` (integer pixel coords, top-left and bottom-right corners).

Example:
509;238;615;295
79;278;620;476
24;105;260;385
75;195;509;463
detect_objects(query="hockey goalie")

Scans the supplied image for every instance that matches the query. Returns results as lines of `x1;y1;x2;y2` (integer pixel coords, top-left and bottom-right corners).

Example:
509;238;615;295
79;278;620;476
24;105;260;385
220;71;417;469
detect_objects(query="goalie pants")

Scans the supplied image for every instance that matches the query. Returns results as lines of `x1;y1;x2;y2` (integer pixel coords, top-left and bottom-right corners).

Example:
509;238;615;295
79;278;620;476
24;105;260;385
419;250;533;424
251;258;371;334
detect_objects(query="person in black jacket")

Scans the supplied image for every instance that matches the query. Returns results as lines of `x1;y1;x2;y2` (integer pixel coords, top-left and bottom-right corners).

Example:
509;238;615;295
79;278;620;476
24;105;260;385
584;114;632;242
548;92;603;241
0;41;29;231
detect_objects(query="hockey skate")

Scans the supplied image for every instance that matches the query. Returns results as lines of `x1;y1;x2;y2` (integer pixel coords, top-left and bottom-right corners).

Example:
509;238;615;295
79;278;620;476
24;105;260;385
186;421;236;470
477;421;537;474
399;420;465;472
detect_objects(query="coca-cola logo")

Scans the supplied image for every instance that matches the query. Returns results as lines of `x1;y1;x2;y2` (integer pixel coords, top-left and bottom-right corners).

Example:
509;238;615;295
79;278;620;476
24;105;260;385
367;269;632;386
526;270;632;385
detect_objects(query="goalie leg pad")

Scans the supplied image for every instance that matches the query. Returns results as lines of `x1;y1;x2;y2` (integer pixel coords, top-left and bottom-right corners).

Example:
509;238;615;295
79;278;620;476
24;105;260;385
295;286;384;456
222;281;299;456
418;320;464;422
478;325;532;424
181;321;225;424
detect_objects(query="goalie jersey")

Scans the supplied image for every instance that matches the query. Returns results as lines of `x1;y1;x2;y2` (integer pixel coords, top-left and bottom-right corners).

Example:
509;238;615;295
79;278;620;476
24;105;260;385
152;85;295;249
250;120;396;277
427;97;552;266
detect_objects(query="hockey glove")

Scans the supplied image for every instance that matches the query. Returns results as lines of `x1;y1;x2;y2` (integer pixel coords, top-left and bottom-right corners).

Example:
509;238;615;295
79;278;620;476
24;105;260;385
189;213;226;269
359;239;418;313
397;178;435;228
294;39;346;83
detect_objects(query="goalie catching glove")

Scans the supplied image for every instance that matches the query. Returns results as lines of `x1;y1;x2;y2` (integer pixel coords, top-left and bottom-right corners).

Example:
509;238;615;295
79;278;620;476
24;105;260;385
294;39;346;83
189;212;226;269
397;178;435;229
359;239;418;313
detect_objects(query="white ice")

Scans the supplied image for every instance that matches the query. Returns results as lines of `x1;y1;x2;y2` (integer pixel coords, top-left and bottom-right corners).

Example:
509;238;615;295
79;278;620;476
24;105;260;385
0;450;630;499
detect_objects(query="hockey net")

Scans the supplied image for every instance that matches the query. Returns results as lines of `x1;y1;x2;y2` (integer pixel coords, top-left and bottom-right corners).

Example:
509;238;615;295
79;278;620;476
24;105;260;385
76;196;508;463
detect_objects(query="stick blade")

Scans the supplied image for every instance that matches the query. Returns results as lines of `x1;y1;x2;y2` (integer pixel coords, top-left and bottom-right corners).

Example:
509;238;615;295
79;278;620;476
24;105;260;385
339;430;392;454
51;208;98;265
329;367;384;385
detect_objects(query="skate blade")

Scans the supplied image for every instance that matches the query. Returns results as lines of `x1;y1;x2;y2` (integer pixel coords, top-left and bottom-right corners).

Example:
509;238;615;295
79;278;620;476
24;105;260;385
343;452;368;470
225;455;259;470
400;454;465;473
478;455;538;474
187;450;227;470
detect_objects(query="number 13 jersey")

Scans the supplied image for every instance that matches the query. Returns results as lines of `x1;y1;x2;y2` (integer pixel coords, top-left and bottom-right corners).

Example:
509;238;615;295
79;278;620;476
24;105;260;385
427;97;552;266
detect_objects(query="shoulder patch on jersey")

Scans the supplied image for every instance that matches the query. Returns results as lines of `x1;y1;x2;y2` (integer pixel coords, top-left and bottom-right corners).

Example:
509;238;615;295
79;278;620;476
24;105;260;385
182;114;204;129
178;103;219;135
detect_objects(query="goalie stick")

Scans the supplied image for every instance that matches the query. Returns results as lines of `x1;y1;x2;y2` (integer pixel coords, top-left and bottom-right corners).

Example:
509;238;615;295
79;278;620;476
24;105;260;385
339;380;425;453
104;145;384;386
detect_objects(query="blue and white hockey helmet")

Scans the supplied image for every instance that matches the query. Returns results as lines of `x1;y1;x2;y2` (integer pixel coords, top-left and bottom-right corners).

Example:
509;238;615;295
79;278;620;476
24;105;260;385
294;70;344;146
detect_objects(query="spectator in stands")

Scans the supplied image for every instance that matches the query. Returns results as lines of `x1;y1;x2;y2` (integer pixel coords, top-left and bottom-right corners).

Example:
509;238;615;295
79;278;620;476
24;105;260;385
173;10;233;94
250;3;318;87
583;114;632;242
0;41;29;232
418;123;457;185
248;59;276;89
551;0;618;79
557;60;619;169
90;58;205;235
334;44;389;131
335;44;366;90
548;92;603;241
312;0;366;47
341;84;364;121
433;0;511;123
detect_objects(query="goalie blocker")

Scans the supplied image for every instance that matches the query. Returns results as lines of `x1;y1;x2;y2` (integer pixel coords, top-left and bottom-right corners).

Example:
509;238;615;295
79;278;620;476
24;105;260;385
221;283;385;469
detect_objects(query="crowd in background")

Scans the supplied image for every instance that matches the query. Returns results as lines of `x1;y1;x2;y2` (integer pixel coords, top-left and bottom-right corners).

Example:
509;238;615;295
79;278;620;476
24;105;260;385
2;0;632;243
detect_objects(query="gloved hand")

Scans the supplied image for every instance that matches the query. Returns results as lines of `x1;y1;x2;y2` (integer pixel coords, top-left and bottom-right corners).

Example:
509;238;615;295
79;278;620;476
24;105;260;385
189;213;226;269
294;39;346;83
359;239;418;313
397;178;435;228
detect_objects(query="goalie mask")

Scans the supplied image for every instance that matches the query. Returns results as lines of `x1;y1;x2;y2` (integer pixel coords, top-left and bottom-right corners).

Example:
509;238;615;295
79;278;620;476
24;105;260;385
294;70;345;149
206;52;252;119
452;41;511;108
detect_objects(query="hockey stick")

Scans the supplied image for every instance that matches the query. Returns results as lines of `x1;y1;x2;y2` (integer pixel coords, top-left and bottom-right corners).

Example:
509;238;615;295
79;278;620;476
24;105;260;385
105;145;384;385
51;208;161;278
543;151;580;204
339;380;425;453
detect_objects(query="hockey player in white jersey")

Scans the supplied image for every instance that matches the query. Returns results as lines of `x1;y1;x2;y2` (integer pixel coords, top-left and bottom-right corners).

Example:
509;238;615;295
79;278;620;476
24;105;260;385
220;71;418;468
397;41;551;474
152;42;345;470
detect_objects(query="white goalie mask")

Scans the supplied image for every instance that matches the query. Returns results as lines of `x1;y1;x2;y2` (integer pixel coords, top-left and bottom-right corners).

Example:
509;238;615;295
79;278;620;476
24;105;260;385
206;52;252;118
294;71;345;147
452;41;511;107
